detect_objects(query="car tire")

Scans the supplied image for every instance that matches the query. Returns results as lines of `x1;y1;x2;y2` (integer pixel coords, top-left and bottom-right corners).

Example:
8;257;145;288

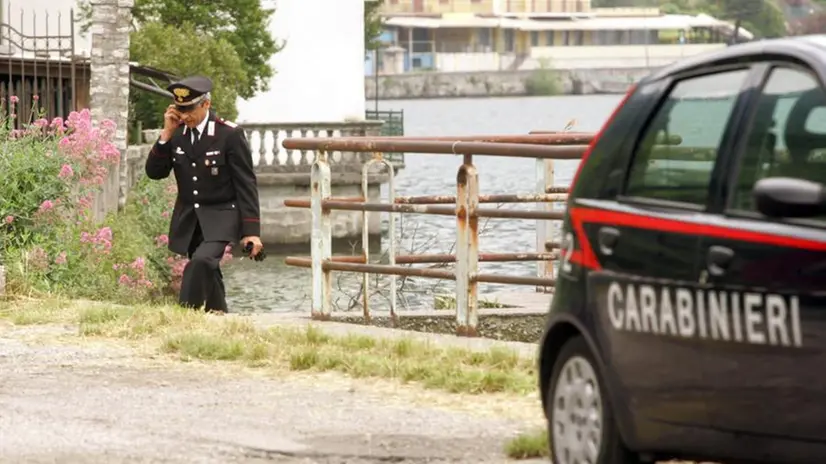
546;336;640;464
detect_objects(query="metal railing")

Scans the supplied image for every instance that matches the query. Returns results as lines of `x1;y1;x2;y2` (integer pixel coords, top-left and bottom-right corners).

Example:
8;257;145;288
0;7;84;127
281;132;595;336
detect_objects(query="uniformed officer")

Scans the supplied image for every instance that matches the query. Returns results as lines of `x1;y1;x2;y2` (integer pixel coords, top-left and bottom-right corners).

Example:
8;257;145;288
145;75;263;313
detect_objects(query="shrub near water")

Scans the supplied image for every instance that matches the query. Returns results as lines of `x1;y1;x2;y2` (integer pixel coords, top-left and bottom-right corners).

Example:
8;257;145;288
0;98;227;301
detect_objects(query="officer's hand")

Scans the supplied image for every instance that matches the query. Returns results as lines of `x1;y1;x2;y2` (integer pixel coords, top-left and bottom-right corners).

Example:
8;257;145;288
242;236;263;258
161;105;181;140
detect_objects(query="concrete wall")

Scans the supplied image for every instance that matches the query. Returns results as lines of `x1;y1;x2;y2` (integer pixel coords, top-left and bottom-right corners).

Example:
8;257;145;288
236;0;366;123
257;172;383;245
366;67;650;99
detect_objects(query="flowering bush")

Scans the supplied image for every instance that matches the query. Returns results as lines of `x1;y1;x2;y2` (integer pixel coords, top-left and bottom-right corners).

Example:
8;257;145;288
0;97;224;303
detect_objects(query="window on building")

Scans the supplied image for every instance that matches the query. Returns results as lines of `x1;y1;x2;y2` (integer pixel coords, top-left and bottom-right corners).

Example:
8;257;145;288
562;31;570;46
729;66;826;222
504;29;515;52
546;31;554;46
625;69;750;206
531;31;539;47
478;28;491;49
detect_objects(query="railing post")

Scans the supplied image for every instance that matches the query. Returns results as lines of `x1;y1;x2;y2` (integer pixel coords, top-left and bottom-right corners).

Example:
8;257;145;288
536;157;555;291
455;154;479;336
310;151;332;319
361;152;399;324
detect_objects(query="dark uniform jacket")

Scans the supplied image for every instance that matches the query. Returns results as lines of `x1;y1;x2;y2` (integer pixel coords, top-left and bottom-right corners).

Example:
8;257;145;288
145;111;261;256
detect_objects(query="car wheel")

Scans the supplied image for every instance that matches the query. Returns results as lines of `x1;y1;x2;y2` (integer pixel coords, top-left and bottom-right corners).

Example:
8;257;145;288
547;336;639;464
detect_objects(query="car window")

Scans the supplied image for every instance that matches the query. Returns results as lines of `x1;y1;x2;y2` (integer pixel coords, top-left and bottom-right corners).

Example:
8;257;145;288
625;69;749;206
730;66;826;223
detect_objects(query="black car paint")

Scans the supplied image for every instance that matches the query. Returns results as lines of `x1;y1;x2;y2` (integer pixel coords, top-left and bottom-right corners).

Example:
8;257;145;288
538;36;826;463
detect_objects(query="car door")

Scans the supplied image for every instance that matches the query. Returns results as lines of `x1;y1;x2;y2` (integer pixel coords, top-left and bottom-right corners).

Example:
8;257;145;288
698;63;826;442
579;65;752;428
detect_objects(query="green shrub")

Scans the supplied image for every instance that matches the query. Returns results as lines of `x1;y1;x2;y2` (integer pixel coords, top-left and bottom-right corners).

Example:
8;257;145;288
525;58;562;96
0;99;199;303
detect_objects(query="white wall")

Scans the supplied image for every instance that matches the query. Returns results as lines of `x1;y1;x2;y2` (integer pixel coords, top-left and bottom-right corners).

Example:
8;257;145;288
3;0;91;58
530;43;726;70
237;0;366;124
425;43;727;73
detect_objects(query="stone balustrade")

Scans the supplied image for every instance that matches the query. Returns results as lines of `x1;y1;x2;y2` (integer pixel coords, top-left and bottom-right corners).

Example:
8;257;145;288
243;121;404;172
141;121;405;173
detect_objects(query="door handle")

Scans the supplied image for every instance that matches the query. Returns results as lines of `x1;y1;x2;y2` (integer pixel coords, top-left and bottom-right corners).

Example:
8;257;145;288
598;227;620;256
707;245;734;277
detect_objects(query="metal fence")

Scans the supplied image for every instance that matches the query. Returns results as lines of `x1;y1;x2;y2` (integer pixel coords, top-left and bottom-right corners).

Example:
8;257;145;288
281;132;595;336
0;7;84;128
365;110;404;137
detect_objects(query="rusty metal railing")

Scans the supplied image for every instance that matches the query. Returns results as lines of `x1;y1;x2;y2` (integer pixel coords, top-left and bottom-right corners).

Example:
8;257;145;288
282;133;592;336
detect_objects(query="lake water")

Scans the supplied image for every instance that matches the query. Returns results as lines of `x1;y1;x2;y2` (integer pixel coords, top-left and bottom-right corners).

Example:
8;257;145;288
224;94;624;313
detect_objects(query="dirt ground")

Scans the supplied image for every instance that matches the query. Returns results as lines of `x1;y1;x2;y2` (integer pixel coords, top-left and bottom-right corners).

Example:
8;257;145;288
0;323;547;464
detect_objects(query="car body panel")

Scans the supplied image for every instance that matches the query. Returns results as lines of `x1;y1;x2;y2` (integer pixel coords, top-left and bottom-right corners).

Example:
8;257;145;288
539;34;826;463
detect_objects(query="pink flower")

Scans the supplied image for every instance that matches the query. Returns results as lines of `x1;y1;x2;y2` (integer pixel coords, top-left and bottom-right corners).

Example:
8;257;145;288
131;257;145;271
58;164;74;179
54;251;67;265
156;234;169;246
97;227;112;242
32;94;39;101
33;118;48;128
118;274;131;286
9;95;18;104
38;200;54;213
4;215;12;224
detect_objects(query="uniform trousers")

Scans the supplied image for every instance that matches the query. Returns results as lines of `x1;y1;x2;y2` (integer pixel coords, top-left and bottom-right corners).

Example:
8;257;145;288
179;222;230;312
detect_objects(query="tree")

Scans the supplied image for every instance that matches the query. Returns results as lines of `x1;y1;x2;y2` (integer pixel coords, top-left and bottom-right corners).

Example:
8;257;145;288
78;0;283;100
129;22;247;130
365;0;386;51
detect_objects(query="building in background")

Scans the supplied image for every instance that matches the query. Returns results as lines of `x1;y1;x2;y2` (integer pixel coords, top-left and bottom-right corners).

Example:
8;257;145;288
368;0;754;74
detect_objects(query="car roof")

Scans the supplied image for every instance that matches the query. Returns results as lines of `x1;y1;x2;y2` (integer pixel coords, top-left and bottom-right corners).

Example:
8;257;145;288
644;35;826;83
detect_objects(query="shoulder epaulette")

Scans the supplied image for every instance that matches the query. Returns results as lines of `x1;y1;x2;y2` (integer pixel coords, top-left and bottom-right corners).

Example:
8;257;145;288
215;117;238;128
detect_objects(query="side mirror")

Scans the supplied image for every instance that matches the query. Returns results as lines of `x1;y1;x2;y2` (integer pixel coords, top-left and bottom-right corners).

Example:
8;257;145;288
753;177;826;219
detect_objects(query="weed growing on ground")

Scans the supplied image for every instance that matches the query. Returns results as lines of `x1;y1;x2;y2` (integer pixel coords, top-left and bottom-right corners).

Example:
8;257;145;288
1;298;539;396
504;428;549;459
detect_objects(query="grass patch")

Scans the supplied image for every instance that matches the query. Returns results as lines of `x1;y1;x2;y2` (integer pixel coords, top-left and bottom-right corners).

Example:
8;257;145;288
504;428;549;459
0;297;539;396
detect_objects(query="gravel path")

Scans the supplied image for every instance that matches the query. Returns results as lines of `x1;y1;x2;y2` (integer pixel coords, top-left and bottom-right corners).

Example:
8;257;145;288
0;324;546;463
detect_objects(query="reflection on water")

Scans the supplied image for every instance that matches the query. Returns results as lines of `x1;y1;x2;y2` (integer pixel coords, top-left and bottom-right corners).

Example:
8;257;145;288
225;95;623;313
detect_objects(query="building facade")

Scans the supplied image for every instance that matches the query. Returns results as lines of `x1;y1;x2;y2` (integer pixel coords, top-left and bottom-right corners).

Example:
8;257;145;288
370;1;751;74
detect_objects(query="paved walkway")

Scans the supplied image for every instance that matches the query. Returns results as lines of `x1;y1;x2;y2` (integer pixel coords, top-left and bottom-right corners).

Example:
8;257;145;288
0;324;546;463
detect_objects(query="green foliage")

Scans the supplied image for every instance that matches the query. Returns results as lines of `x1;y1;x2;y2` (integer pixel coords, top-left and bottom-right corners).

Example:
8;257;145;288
589;0;788;38
129;0;281;100
77;0;281;100
365;0;386;51
129;22;246;130
524;59;562;96
1;106;195;303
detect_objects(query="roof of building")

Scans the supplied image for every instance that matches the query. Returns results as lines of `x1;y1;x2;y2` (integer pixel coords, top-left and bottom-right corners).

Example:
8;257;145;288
383;13;754;40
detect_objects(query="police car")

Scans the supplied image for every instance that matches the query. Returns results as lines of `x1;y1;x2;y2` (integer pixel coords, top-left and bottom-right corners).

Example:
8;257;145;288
539;36;826;464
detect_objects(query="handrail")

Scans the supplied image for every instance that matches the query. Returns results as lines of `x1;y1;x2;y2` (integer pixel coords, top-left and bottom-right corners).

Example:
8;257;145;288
282;133;590;336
